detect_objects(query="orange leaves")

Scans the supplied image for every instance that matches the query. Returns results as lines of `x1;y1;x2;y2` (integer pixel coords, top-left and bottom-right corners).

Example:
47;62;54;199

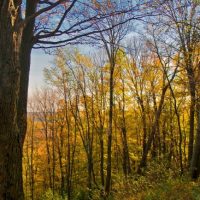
92;0;101;10
92;0;115;13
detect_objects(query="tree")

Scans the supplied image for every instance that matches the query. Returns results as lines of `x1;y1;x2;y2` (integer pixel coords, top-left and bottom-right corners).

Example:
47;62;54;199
190;48;200;178
113;50;132;176
88;3;160;187
151;0;200;166
150;0;200;176
91;8;129;195
24;100;37;200
0;1;138;198
134;29;178;171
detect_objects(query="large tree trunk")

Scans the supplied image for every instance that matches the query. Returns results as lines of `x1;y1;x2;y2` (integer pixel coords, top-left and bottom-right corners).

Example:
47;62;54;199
0;5;24;200
0;1;36;199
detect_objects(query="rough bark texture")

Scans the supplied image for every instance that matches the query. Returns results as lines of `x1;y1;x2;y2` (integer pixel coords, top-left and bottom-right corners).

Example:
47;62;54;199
0;1;23;198
0;1;36;199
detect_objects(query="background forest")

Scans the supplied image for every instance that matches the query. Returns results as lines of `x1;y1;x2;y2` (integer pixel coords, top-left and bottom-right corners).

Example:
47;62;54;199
22;1;200;200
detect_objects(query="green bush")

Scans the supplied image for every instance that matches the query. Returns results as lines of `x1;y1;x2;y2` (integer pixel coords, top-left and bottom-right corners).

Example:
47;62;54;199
40;189;65;200
74;188;100;200
143;179;200;200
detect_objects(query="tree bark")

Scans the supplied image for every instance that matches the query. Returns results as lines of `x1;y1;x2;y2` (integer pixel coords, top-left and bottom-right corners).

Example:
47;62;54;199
0;1;36;198
105;65;114;195
187;68;196;166
0;1;23;199
121;77;131;176
138;85;168;172
191;104;200;179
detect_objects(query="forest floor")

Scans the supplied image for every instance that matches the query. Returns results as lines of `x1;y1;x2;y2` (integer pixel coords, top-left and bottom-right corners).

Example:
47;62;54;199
109;161;200;200
40;161;200;200
112;177;200;200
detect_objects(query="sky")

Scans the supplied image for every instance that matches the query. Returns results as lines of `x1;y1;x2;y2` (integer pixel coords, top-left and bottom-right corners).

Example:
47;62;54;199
29;45;92;97
29;50;53;96
28;31;138;97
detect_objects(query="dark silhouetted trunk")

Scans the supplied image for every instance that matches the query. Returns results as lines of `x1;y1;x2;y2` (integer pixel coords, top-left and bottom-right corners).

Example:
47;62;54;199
0;0;36;198
138;85;168;172
187;69;196;166
120;78;131;176
169;81;183;174
190;62;200;179
191;104;200;179
0;1;36;198
0;2;23;198
105;63;114;195
100;136;105;186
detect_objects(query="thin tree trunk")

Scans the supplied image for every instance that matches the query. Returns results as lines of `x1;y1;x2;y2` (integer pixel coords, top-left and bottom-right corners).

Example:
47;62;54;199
100;134;105;186
191;104;200;179
165;68;184;174
121;77;131;176
138;85;168;172
30;117;35;200
170;89;183;174
57;126;65;198
51;115;56;196
44;121;52;190
188;87;196;166
190;62;200;178
105;65;114;195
